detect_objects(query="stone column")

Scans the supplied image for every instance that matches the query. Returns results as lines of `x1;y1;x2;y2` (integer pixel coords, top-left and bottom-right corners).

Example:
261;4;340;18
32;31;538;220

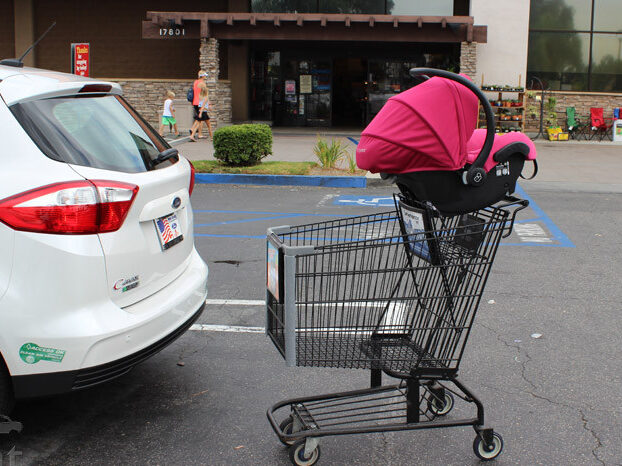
460;41;477;81
198;37;232;128
199;38;219;81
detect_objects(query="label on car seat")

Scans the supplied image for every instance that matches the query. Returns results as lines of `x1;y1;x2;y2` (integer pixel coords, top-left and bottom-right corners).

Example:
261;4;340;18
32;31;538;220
495;161;510;177
19;343;66;364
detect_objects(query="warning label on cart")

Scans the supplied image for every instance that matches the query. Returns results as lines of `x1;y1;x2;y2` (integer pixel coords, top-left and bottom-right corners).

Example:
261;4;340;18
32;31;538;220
19;343;66;364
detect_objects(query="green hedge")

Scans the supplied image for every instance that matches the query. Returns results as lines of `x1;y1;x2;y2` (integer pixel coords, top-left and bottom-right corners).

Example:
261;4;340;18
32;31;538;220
213;124;273;166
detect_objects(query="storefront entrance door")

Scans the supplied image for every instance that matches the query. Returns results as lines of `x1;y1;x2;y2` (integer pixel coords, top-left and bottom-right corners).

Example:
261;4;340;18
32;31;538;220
249;42;459;128
332;58;367;127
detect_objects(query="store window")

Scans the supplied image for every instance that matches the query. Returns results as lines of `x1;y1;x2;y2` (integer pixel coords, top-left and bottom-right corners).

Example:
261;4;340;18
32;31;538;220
527;31;589;91
250;52;281;122
252;0;468;14
250;51;333;126
251;0;316;13
591;34;622;92
318;0;384;14
529;0;591;31
528;0;622;92
593;0;621;32
387;0;453;16
367;50;458;122
367;61;419;119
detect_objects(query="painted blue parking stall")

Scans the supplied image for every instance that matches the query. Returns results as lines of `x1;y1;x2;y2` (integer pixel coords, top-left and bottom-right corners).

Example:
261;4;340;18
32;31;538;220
508;185;575;248
331;187;574;248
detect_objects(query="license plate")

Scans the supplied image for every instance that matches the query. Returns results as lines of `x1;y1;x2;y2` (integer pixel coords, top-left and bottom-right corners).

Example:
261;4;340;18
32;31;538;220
155;213;183;250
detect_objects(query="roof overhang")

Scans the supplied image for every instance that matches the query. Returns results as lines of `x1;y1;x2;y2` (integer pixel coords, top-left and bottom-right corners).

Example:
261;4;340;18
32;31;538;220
143;12;487;43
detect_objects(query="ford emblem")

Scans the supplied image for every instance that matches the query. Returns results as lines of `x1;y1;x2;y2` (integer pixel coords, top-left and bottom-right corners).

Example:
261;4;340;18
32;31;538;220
172;197;181;209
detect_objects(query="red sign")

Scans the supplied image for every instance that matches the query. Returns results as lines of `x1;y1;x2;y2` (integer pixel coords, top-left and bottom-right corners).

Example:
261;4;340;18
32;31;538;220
71;43;90;77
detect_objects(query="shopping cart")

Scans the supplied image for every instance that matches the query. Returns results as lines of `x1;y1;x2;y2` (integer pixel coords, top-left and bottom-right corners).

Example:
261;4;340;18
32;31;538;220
266;194;528;465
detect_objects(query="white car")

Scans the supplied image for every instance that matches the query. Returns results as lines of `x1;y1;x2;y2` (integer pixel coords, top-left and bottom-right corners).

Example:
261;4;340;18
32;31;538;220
0;64;208;414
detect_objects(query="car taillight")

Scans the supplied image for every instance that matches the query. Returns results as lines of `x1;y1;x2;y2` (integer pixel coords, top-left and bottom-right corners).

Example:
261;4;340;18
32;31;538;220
189;161;196;196
0;180;138;234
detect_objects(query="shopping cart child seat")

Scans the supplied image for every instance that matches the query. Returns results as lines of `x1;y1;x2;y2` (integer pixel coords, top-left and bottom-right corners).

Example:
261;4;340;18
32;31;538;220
357;70;537;215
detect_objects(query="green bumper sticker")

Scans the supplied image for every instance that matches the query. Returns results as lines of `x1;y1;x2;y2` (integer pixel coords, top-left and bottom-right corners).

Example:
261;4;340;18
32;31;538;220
19;343;66;364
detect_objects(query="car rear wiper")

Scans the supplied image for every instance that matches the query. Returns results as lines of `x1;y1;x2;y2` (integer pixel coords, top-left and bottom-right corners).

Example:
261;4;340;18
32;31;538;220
152;148;179;167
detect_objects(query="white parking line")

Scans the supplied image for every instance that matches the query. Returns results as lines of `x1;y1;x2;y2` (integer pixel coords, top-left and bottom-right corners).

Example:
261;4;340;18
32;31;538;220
198;299;405;334
205;298;265;306
190;324;264;333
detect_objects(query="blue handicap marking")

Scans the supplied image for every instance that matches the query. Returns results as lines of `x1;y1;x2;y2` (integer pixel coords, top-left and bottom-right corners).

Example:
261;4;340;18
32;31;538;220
333;195;394;207
334;188;574;248
195;188;573;248
193;210;351;239
508;185;574;248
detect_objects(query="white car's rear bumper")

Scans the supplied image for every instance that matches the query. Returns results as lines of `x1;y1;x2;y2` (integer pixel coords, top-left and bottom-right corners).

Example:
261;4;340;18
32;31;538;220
4;248;207;399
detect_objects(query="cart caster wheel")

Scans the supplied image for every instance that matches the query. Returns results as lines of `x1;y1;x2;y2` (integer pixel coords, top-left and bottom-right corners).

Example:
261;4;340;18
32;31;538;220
279;416;297;446
428;392;454;416
473;432;503;461
289;439;321;466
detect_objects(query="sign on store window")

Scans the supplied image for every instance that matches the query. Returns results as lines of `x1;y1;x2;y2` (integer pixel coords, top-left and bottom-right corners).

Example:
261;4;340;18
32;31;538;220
285;80;296;95
300;75;312;94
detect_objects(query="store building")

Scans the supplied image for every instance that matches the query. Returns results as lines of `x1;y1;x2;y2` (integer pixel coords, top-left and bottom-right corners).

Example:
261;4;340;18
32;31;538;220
1;0;621;130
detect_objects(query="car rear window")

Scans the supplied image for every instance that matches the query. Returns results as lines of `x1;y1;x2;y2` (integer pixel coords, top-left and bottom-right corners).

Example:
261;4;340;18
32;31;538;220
10;95;173;173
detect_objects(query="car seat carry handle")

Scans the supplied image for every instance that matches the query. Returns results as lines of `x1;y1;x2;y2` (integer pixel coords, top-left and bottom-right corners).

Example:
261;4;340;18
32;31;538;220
409;68;495;188
492;142;529;164
491;141;538;180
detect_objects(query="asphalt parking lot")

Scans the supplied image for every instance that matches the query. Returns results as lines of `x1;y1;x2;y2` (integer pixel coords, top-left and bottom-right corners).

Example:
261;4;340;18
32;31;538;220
2;182;621;465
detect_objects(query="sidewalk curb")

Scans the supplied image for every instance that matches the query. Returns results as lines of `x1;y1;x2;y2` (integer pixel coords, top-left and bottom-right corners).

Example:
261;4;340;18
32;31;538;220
194;173;367;188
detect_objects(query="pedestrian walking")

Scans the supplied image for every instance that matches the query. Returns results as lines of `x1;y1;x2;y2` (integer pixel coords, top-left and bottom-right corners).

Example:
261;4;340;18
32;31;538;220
159;90;179;137
189;82;212;142
192;70;214;139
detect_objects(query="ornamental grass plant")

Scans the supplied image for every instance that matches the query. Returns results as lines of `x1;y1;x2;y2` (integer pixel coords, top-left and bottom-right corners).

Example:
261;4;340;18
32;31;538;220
313;136;349;169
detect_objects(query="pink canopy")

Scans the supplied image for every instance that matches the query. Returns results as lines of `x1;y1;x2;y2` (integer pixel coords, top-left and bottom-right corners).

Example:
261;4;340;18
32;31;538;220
357;76;479;174
357;75;537;175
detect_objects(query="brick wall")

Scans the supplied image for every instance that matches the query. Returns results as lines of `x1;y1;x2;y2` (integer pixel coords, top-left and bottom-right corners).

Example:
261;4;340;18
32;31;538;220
460;42;477;80
524;91;622;132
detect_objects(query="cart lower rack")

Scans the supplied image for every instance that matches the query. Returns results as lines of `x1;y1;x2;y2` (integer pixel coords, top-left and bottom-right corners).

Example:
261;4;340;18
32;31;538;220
266;195;527;465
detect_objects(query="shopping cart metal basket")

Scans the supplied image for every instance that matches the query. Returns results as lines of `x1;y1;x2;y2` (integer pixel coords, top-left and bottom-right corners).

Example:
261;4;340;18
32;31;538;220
266;194;528;465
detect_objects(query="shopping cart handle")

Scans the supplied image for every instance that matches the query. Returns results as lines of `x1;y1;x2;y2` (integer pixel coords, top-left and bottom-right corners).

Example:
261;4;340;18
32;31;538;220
497;195;529;238
268;225;292;235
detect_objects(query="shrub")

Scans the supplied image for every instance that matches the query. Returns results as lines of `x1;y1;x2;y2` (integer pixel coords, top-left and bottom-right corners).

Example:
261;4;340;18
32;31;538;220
213;124;272;166
313;136;348;169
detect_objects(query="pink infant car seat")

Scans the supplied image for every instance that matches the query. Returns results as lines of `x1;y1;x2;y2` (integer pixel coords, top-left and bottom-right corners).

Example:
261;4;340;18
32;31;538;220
357;69;537;215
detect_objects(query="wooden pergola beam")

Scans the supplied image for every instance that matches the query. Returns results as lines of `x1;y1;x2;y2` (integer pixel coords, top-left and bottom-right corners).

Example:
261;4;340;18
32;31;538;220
143;12;487;43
